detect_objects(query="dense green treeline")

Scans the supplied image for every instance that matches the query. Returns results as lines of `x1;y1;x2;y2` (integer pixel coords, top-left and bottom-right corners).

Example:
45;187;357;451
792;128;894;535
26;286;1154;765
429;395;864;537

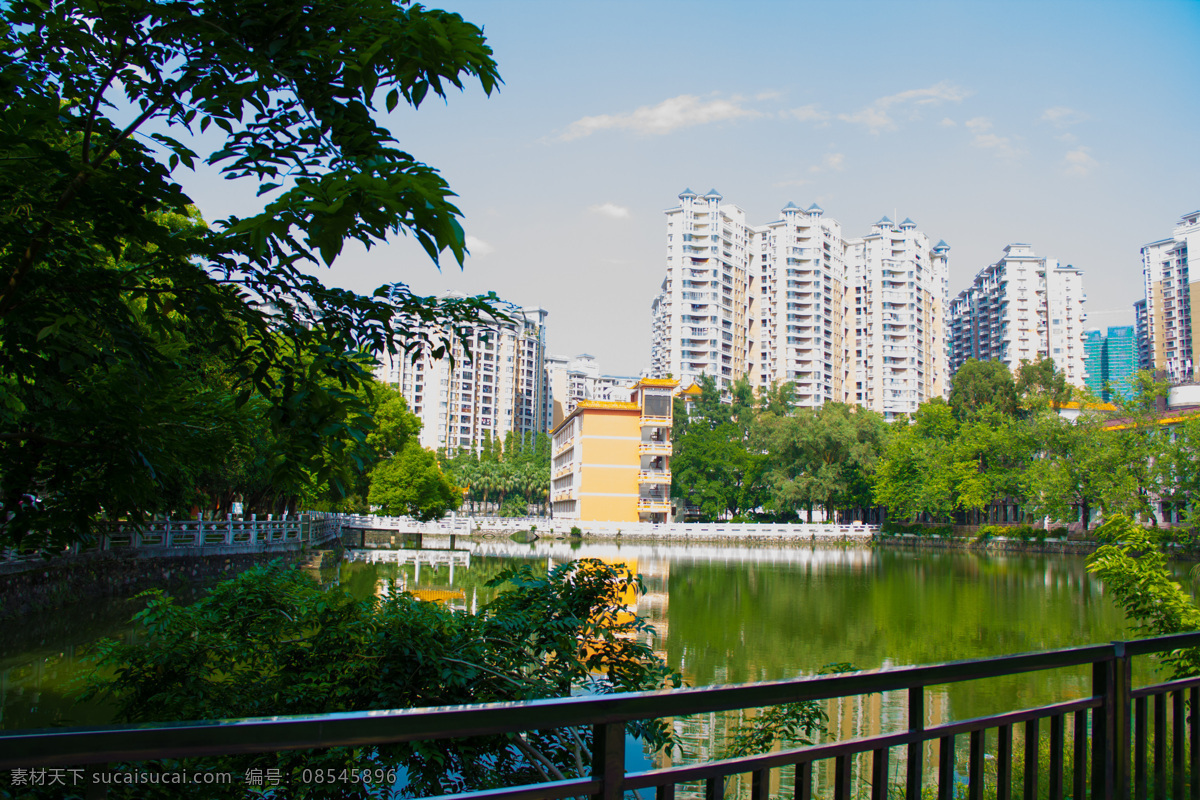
441;432;551;518
672;359;1200;533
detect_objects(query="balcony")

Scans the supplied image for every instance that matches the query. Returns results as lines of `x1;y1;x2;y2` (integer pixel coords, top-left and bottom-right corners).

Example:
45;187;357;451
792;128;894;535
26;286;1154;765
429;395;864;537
637;470;672;484
639;441;672;456
553;437;575;457
636;498;672;512
639;415;671;428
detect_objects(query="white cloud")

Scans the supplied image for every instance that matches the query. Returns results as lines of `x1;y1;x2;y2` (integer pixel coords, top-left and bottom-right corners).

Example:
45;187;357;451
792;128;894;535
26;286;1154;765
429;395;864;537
838;81;970;133
783;104;831;124
972;133;1021;158
939;117;957;127
590;202;631;220
1064;146;1098;177
839;105;894;133
1042;106;1088;128
465;235;494;257
810;152;845;173
557;94;762;141
964;117;1021;158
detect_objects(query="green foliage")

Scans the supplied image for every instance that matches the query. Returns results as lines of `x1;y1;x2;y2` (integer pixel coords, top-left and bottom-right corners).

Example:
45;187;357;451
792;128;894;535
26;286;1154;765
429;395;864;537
442;432;549;516
950;359;1017;420
1087;515;1200;677
76;559;681;797
756;402;885;522
1016;355;1073;410
670;376;767;520
0;0;505;551
367;440;461;521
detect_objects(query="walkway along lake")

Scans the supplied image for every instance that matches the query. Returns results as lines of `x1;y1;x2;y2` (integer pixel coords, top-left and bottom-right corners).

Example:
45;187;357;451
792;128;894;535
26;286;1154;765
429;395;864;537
0;537;1188;795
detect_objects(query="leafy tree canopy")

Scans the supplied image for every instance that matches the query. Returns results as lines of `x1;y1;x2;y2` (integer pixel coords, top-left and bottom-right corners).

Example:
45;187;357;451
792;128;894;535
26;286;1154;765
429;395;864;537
0;0;505;550
367;439;461;521
949;359;1017;420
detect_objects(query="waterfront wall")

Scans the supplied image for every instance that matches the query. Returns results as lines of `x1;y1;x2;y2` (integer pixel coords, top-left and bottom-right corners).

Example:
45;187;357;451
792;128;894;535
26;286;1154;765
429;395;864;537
877;532;1100;556
0;547;311;621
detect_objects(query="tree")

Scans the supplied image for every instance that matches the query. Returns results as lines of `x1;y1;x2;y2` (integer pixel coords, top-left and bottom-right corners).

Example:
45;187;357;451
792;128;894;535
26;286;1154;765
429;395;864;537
949;359;1017;420
78;559;681;798
757;403;884;521
1015;356;1072;410
1087;515;1200;677
873;400;965;523
0;0;503;551
367;440;461;521
670;376;765;520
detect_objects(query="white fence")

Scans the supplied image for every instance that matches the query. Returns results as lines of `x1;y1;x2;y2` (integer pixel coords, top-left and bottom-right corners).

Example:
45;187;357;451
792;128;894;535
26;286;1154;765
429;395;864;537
1;514;340;567
336;514;877;541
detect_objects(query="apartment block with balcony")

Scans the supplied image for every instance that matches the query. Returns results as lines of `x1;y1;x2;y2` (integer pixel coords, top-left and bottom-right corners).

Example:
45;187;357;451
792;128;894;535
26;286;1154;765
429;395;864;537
545;352;640;429
1140;210;1200;383
374;303;549;454
948;244;1088;386
650;189;756;391
550;378;678;523
848;217;950;419
752;202;849;408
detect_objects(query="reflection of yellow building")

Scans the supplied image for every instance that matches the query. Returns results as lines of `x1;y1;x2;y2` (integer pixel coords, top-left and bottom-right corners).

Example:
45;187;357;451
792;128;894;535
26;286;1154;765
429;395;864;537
550;378;678;523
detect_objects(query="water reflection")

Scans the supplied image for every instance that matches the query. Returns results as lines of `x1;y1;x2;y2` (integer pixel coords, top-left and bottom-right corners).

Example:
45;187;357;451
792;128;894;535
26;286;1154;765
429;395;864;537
0;537;1175;799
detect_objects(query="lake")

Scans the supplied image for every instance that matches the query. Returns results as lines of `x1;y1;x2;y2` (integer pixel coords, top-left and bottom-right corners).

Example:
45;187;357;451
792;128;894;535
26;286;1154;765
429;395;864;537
0;537;1183;796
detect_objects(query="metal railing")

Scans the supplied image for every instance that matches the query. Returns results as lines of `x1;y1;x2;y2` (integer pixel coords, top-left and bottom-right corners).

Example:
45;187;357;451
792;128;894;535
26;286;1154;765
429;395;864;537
4;632;1200;799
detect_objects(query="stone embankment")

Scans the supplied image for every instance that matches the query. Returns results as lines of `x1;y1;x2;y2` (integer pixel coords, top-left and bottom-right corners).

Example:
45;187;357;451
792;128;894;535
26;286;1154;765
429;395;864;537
0;548;308;621
876;533;1100;556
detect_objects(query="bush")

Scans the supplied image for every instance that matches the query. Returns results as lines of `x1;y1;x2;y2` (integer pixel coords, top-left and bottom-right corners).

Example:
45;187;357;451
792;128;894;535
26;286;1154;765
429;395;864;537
76;560;681;798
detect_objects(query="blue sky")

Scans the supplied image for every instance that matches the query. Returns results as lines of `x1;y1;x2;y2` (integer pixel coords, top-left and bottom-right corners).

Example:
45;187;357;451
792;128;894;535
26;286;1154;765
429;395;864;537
181;0;1200;377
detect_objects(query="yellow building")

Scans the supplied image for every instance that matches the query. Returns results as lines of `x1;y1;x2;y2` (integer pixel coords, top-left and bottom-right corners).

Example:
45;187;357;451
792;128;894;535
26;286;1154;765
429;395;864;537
550;378;678;523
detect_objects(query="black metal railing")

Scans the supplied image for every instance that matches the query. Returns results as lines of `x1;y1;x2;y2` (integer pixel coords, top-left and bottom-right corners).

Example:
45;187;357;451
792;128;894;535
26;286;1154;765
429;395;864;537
4;632;1200;799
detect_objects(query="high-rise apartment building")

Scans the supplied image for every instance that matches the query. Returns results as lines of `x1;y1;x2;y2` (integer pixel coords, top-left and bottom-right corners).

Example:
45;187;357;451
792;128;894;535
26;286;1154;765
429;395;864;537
1084;326;1137;402
650;191;951;417
650;189;755;391
1139;210;1200;383
948;244;1088;386
545;353;640;429
374;303;549;453
753;202;849;408
1133;299;1152;370
848;217;951;418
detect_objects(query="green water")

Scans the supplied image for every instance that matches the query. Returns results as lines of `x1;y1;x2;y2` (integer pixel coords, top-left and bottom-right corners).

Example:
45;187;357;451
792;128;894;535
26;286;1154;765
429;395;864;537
0;540;1185;734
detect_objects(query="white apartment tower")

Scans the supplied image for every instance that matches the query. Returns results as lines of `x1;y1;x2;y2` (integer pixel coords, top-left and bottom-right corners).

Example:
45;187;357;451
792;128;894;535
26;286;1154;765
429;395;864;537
545;353;640;429
1139;210;1200;382
375;304;549;453
752;202;849;407
948;244;1088;386
848;217;951;418
650;189;755;390
651;191;952;414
